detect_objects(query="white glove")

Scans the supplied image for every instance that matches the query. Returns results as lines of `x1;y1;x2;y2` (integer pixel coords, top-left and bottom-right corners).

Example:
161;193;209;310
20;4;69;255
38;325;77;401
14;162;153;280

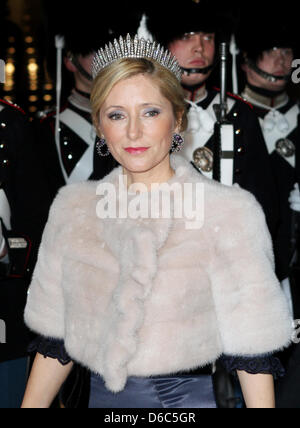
185;100;215;134
0;189;11;230
0;222;6;256
289;183;300;212
263;109;290;133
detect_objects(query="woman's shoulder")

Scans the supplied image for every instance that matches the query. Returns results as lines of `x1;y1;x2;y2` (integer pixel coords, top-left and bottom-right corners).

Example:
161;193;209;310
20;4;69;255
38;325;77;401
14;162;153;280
55;180;98;205
51;165;121;212
207;180;258;207
202;178;264;226
172;155;262;222
47;164;122;224
47;180;100;225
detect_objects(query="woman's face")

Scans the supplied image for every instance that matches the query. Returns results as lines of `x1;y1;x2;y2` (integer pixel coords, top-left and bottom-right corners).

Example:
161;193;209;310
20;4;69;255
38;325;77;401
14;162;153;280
99;74;180;175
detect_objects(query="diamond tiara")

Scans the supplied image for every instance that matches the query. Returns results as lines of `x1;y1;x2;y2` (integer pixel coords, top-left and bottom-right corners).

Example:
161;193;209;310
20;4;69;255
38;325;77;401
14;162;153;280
91;34;182;81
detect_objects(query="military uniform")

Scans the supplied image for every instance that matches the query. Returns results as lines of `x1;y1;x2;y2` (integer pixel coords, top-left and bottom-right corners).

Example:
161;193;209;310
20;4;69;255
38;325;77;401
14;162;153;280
241;86;300;286
236;8;300;308
236;9;300;407
146;0;283;408
0;99;50;363
36;90;116;201
146;1;278;236
33;7;120;201
182;87;279;239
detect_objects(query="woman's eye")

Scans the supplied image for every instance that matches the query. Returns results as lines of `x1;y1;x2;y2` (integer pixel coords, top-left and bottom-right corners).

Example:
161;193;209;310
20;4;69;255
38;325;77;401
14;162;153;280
145;110;160;118
108;112;124;120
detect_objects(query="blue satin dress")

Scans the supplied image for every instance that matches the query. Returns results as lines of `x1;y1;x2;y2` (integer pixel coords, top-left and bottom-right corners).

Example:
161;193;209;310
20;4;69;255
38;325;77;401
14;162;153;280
89;373;217;408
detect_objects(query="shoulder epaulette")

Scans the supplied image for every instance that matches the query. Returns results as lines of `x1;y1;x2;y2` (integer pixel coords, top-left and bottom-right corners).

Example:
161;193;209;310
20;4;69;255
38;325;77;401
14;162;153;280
213;87;254;110
227;92;254;110
0;98;26;115
38;102;69;123
38;108;56;123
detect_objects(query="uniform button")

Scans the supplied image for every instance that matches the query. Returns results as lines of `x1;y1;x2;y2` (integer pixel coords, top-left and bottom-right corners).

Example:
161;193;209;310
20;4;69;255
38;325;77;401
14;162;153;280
1;123;6;129
235;129;242;135
237;147;244;154
233;112;238;118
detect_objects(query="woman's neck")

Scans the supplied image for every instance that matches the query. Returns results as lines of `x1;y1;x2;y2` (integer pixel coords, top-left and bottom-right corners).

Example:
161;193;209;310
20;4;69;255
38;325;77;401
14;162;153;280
123;157;175;192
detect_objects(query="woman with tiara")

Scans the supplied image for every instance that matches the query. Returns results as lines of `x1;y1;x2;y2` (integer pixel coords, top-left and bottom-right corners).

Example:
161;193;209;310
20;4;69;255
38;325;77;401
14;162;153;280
22;34;292;409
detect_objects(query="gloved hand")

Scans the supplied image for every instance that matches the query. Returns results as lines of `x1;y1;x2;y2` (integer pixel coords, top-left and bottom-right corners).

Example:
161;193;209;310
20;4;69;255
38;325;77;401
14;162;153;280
289;183;300;212
0;221;6;258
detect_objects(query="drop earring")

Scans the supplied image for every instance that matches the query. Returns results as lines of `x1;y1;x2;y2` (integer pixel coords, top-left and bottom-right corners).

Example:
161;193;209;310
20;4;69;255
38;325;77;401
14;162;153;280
96;136;110;157
171;133;185;153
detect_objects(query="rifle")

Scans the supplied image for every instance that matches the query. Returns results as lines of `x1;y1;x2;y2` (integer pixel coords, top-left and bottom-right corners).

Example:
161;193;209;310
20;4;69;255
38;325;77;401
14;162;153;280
0;187;11;231
213;43;235;186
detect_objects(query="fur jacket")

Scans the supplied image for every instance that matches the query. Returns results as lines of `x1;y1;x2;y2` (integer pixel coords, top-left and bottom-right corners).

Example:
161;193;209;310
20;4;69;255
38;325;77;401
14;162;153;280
24;154;292;393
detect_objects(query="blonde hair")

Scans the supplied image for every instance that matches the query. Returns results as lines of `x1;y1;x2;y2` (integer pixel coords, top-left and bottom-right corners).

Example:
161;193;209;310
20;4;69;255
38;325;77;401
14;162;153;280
91;58;187;134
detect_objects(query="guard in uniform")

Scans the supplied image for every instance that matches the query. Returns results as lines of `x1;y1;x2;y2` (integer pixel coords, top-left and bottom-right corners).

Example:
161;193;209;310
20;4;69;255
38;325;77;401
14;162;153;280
0;99;50;407
236;10;300;408
146;0;279;240
146;0;280;408
237;14;299;299
35;18;117;202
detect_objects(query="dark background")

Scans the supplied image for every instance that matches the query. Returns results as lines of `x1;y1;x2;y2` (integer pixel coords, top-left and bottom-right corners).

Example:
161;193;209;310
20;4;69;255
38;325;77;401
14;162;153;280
0;0;299;119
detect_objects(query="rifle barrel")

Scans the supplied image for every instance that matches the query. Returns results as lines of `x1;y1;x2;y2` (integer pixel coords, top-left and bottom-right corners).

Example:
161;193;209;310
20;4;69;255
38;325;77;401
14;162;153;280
220;43;228;122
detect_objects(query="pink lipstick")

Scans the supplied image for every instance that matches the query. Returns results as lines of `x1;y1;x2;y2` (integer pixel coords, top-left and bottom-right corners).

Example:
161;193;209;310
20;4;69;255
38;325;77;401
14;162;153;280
125;147;149;155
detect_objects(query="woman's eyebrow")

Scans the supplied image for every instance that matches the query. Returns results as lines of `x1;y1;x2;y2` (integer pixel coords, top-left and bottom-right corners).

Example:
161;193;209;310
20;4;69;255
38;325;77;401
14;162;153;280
104;105;124;111
104;102;164;112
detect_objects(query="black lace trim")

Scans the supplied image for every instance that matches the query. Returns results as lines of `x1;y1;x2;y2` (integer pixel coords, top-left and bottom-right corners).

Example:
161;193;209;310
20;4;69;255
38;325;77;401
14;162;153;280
28;336;285;379
28;336;72;366
220;355;285;379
